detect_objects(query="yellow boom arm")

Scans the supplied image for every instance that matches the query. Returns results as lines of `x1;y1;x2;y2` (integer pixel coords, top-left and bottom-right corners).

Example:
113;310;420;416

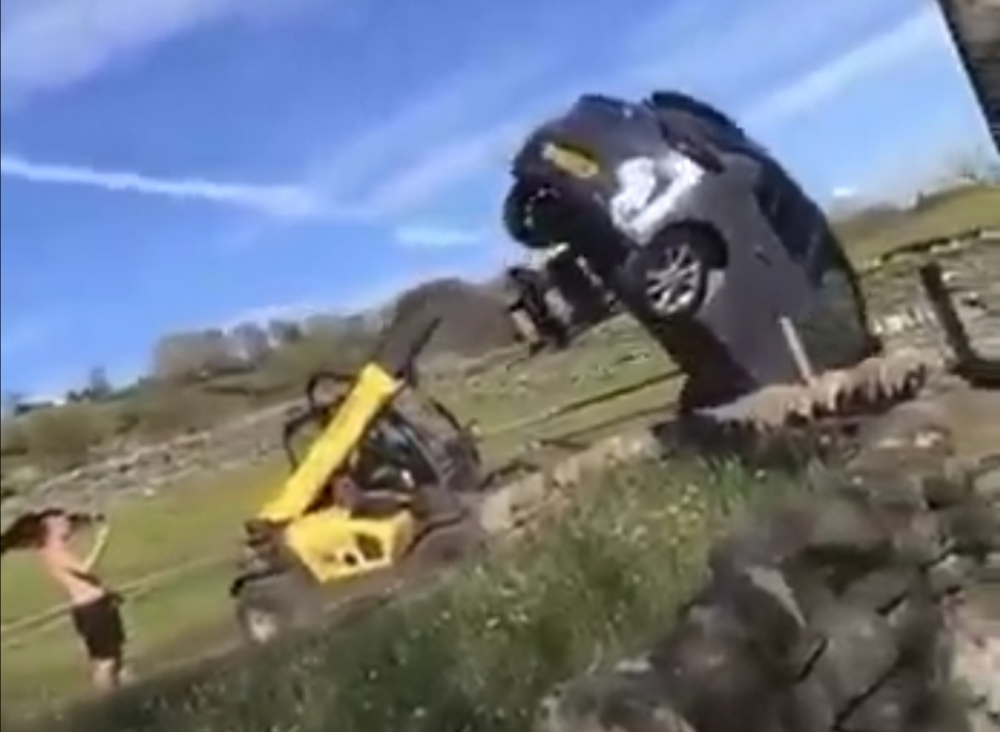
257;363;401;522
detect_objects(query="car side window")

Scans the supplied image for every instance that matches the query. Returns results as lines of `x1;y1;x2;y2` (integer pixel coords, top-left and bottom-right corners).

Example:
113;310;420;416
648;93;820;263
753;163;828;262
647;92;754;155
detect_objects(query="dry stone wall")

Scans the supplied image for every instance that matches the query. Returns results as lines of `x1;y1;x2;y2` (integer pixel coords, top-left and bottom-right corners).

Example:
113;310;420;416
538;378;1000;732
866;231;1000;356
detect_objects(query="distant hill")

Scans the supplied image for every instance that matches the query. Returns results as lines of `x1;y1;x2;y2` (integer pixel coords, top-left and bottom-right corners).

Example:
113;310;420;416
390;277;520;358
832;203;909;240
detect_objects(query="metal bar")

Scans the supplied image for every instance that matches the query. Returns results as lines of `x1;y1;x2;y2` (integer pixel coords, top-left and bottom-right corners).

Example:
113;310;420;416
778;317;816;384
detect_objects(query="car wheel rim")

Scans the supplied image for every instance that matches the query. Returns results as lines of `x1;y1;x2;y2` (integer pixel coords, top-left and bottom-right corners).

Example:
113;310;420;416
245;609;279;643
644;241;703;316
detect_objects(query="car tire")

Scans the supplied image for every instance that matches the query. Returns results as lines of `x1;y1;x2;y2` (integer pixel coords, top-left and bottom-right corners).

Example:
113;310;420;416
623;226;715;321
233;571;323;645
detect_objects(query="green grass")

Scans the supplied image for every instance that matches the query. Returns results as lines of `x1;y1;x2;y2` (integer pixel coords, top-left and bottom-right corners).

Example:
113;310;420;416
0;461;285;714
836;182;1000;264
2;562;235;715
0;324;674;716
1;461;283;624
1;181;995;721
18;457;810;732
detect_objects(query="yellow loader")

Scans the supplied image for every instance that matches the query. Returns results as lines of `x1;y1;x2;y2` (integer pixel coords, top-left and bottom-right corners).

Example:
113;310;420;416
229;307;487;644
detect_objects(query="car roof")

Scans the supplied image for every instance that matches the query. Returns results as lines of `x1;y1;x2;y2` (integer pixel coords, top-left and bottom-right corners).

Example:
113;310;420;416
646;91;747;135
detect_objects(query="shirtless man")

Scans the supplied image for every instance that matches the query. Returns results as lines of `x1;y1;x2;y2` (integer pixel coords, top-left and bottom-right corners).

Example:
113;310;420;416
34;509;126;693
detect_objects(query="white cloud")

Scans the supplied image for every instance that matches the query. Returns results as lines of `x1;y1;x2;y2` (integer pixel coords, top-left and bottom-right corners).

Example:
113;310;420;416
337;264;486;313
221;263;478;326
0;0;951;237
0;153;325;218
360;116;531;215
394;224;485;249
0;318;51;359
222;298;328;327
2;0;231;106
621;0;726;65
620;0;911;96
304;55;553;202
336;0;932;219
3;38;550;228
742;6;946;127
215;56;555;248
0;0;314;110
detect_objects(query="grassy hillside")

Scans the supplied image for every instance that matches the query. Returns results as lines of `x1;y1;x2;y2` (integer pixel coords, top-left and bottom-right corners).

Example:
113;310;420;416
12;457;809;732
832;181;1000;262
0;323;678;715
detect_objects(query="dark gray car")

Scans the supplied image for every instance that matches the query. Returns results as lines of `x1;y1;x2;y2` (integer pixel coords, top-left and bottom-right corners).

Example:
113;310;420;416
503;91;879;410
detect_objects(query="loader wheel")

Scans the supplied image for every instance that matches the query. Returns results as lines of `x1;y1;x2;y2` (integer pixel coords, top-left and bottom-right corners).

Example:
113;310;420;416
233;572;323;645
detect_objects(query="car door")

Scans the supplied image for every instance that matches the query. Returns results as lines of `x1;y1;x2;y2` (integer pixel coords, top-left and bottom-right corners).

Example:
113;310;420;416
647;92;826;274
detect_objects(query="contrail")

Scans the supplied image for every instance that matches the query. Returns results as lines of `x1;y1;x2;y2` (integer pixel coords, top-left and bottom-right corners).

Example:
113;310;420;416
0;153;322;218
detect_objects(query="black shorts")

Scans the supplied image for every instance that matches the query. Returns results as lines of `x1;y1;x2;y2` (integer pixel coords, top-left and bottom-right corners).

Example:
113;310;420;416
70;594;125;661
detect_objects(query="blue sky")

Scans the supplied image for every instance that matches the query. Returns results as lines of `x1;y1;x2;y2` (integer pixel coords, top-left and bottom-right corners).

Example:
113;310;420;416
0;0;995;396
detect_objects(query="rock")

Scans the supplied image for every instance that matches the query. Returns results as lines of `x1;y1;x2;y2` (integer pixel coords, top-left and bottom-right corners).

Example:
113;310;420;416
974;466;1000;505
538;670;699;732
537;377;1000;732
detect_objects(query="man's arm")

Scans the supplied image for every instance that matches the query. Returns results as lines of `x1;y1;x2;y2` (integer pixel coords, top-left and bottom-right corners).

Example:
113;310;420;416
47;544;103;585
82;524;111;572
47;524;112;583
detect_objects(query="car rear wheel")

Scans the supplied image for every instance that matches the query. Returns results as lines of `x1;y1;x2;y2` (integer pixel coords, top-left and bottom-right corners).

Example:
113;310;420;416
624;227;715;320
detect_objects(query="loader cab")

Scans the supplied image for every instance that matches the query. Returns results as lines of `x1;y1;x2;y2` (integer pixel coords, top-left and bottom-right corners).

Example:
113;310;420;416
280;390;465;514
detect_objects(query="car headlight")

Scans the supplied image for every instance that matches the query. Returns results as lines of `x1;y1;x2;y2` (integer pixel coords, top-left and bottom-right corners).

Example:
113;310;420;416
608;149;705;244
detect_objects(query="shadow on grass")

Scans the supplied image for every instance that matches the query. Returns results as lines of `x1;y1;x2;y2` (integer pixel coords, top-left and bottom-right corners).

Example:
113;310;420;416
20;457;809;732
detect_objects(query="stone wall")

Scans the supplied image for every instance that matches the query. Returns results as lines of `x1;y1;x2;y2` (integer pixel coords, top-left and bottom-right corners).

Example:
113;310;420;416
866;230;1000;356
538;379;1000;732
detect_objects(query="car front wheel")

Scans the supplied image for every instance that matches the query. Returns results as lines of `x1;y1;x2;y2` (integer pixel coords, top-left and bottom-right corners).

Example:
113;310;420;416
624;227;715;320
